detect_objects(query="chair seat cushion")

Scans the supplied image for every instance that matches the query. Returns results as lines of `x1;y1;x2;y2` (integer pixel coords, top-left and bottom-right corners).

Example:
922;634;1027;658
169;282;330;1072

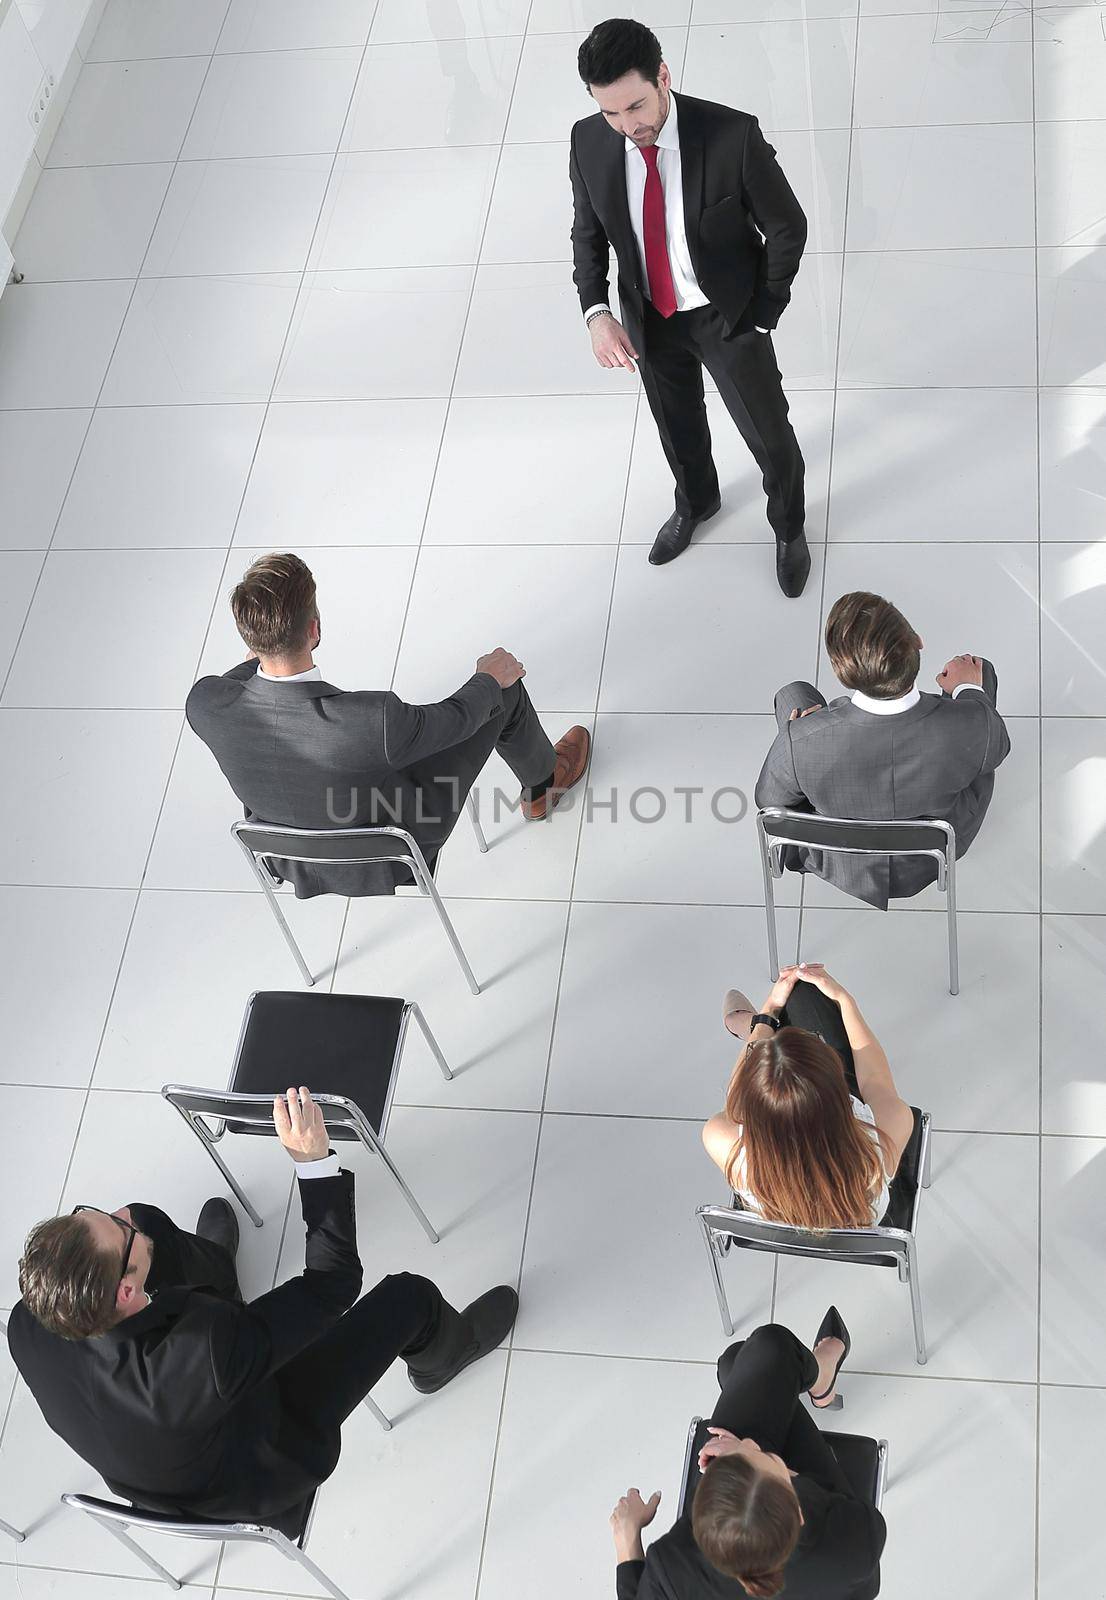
229;991;407;1140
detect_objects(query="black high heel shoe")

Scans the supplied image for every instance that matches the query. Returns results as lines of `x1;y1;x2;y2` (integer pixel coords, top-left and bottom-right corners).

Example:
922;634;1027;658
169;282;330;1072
809;1305;851;1411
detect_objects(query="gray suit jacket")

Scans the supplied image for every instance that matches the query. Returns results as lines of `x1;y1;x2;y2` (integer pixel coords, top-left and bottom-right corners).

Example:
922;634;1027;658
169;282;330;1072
754;677;1010;909
186;661;505;898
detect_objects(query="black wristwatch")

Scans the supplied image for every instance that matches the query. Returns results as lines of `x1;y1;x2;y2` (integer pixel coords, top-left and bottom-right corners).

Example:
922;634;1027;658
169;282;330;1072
750;1012;781;1032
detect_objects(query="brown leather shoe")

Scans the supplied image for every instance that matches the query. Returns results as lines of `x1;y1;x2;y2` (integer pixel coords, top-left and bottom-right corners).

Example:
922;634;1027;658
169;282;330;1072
521;725;591;821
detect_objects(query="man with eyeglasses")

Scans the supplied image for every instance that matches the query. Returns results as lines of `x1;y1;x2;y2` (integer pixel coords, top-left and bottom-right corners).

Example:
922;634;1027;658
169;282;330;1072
6;1088;517;1531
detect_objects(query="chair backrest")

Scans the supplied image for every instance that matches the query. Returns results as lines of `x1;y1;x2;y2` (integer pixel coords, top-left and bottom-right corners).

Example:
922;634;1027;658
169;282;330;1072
698;1203;912;1269
61;1492;307;1550
677;1420;887;1519
161;1084;372;1140
232;820;423;869
758;808;954;860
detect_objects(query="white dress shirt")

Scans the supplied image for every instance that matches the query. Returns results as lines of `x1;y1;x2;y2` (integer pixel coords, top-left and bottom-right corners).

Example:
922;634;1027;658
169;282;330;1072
850;683;982;714
255;663;321;682
584;94;770;332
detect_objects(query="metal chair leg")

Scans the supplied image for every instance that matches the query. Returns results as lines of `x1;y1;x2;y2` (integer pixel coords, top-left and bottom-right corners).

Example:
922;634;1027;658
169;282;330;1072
239;839;315;988
701;1218;735;1337
360;1127;439;1245
0;1518;25;1542
361;1394;392;1431
945;848;959;997
467;792;489;854
921;1116;932;1189
759;833;781;983
416;863;481;996
168;1103;263;1228
904;1238;928;1365
85;1515;182;1590
282;1536;353;1600
409;1002;453;1082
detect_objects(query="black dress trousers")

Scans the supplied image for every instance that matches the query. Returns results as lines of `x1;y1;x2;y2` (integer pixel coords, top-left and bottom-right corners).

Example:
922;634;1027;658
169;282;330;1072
638;299;805;541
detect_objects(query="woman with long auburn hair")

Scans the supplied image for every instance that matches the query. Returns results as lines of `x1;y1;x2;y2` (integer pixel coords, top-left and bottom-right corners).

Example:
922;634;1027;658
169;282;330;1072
703;964;914;1233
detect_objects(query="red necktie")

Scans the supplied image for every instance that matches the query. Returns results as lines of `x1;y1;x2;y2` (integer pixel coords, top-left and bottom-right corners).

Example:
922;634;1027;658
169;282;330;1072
640;144;678;319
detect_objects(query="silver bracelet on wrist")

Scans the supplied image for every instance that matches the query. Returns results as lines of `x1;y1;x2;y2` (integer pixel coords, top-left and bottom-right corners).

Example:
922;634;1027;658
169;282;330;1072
585;309;611;328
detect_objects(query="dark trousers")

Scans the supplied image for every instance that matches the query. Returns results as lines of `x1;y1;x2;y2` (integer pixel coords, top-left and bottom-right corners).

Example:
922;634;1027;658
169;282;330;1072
132;1205;461;1445
638;301;805;540
710;1323;851;1493
775;978;860;1100
410;677;558;842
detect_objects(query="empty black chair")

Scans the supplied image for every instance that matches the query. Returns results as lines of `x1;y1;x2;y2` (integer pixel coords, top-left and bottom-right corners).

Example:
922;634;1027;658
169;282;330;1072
163;990;454;1248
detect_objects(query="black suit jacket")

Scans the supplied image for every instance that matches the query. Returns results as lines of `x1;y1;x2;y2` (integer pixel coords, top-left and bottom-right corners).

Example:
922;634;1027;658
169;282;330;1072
616;1474;885;1600
7;1173;363;1527
186;660;505;897
569;92;807;352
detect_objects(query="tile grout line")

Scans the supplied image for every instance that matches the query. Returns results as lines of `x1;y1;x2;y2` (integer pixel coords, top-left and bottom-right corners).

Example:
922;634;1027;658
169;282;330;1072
0;0;246;1499
1030;0;1045;1581
470;120;655;1600
0;0;245;1257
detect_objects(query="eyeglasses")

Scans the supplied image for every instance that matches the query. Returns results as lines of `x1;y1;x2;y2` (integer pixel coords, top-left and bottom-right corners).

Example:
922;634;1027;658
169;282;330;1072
72;1206;139;1283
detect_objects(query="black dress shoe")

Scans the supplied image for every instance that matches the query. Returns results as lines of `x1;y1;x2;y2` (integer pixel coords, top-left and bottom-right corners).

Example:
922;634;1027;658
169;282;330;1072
409;1286;519;1394
776;531;810;598
648;498;721;566
196;1197;239;1260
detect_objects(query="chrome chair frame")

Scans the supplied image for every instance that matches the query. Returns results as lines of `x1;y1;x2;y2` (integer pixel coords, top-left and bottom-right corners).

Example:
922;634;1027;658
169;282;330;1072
757;808;959;996
232;795;487;994
0;1316;23;1542
677;1417;888;1519
163;996;450;1251
62;1489;349;1599
697;1113;933;1366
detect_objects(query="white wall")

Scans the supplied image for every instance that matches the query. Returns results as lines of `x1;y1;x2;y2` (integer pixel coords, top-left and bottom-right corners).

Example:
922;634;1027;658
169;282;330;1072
0;0;108;248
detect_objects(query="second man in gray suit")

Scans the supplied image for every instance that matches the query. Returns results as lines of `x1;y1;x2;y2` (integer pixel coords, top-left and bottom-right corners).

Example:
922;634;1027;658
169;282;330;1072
756;591;1010;909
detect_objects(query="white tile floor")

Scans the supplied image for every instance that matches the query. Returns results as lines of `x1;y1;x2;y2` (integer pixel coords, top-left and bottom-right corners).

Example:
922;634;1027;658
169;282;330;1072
0;0;1101;1595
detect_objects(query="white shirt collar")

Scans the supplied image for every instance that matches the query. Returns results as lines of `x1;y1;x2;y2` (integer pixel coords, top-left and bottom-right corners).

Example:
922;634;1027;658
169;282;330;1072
625;90;679;155
851;685;921;715
255;663;322;683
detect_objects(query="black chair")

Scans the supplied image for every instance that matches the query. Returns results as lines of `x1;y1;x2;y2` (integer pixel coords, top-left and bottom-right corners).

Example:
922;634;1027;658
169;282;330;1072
677;1416;888;1521
163;989;454;1249
698;1108;932;1364
63;1486;349;1598
757;807;959;995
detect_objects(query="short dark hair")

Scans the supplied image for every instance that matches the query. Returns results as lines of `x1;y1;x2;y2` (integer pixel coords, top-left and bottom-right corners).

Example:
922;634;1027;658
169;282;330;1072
691;1455;802;1598
19;1215;121;1340
230;553;318;659
577;18;663;89
824;590;920;700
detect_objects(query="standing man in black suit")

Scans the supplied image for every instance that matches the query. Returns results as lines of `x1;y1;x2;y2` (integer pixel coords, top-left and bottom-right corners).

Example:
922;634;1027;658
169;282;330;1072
7;1089;517;1530
569;19;810;596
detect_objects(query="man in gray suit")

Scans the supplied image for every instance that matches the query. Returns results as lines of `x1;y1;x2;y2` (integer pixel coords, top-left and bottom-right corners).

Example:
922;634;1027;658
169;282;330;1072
755;591;1010;909
187;553;591;898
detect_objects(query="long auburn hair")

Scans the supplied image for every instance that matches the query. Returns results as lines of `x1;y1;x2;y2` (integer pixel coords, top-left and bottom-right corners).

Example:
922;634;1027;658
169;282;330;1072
724;1028;886;1231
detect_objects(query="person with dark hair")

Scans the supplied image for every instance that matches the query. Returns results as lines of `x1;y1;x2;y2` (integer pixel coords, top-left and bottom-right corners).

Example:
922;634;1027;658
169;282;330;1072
609;1317;886;1598
186;552;590;898
570;19;810;595
7;1089;519;1529
704;964;914;1230
755;590;1010;908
